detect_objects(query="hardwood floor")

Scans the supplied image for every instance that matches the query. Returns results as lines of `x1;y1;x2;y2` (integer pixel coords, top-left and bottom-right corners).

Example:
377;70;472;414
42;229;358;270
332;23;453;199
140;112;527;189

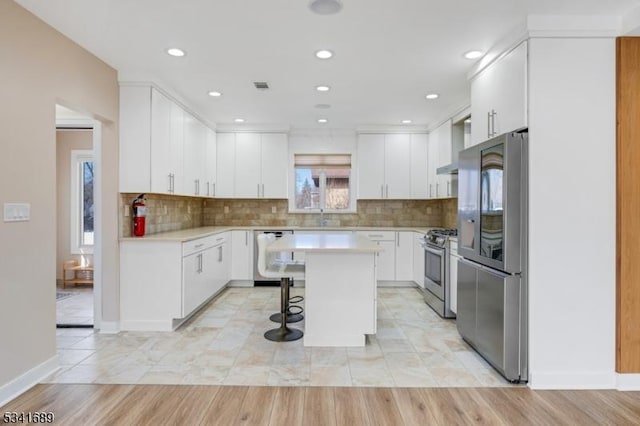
2;384;639;425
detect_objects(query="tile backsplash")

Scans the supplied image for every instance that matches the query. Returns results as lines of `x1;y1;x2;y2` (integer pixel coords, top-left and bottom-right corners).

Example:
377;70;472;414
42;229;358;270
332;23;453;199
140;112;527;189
119;194;458;236
120;193;204;237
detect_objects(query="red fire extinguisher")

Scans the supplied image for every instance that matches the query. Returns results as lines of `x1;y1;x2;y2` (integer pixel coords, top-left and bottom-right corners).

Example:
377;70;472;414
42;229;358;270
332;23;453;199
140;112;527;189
132;194;146;237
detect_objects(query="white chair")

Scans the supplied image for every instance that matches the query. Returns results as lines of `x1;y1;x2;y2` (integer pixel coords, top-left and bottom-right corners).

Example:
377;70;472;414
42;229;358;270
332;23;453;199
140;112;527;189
257;233;305;342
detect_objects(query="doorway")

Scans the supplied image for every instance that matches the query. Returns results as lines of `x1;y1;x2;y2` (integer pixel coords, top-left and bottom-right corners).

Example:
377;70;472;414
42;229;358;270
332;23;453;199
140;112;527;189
55;105;101;328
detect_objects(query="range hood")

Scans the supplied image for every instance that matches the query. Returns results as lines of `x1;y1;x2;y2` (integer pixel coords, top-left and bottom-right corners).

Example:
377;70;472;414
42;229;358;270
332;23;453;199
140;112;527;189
436;163;458;175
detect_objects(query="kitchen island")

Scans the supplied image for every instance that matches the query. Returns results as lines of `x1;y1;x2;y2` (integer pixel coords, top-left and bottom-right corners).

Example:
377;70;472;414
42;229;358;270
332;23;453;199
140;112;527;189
267;233;382;347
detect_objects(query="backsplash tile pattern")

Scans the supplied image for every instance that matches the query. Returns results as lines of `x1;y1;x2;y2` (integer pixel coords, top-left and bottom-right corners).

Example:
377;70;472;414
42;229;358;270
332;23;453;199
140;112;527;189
120;193;204;237
203;199;454;228
119;194;458;236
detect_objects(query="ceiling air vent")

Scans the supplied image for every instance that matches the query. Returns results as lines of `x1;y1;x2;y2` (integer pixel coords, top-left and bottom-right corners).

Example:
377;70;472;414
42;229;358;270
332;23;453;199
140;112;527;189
254;82;269;90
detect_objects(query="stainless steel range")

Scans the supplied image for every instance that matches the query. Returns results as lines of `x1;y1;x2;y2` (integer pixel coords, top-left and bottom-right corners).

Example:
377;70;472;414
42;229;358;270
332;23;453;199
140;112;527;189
420;229;457;319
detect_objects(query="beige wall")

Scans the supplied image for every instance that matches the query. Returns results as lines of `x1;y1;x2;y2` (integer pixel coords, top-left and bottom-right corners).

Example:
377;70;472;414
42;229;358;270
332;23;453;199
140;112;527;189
0;1;119;387
56;130;93;281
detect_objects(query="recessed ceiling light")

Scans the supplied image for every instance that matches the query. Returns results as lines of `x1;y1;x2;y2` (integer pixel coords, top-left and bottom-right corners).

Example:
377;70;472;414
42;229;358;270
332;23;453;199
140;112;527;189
464;50;484;59
166;48;186;57
402;120;413;124
208;91;222;97
309;0;343;15
315;50;334;59
317;118;328;123
316;85;331;92
315;104;331;109
234;118;245;123
425;93;439;100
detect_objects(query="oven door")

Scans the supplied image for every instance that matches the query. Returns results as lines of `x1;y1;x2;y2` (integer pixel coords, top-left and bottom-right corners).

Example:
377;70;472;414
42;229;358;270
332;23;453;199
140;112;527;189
423;243;445;300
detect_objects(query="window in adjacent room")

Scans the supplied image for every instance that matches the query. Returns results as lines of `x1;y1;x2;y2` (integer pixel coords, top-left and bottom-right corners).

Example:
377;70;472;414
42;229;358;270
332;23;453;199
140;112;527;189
70;150;95;254
293;153;354;212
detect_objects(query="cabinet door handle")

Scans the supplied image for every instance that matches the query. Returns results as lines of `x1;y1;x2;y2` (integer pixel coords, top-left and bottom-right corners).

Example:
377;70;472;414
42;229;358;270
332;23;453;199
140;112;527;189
386;184;389;198
396;232;399;247
194;243;204;249
213;183;216;197
429;183;432;198
218;246;223;262
436;183;439;197
381;185;384;198
168;174;172;193
487;111;492;138
447;181;450;196
245;231;248;246
206;181;210;197
491;109;497;136
262;184;265;198
194;179;198;195
257;183;260;197
197;253;203;273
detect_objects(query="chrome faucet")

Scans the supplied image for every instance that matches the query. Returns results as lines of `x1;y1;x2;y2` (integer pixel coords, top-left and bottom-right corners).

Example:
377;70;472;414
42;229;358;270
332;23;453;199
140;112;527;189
319;208;328;227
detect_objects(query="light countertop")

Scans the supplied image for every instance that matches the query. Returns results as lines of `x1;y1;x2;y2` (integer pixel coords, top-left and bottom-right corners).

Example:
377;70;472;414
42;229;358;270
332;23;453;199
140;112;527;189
120;226;435;243
266;233;383;253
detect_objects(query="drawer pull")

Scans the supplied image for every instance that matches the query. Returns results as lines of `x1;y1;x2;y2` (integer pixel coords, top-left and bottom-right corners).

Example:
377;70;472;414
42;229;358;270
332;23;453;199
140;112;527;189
194;243;204;249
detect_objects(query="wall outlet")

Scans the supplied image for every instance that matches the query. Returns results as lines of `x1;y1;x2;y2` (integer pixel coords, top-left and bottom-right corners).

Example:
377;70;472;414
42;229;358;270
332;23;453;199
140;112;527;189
224;206;229;214
188;206;191;214
124;205;129;217
163;205;168;215
3;203;30;222
271;206;277;214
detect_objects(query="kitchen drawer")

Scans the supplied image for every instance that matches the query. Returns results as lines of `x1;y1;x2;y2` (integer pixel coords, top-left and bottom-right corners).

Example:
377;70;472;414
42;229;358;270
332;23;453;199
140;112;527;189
356;230;395;241
183;233;226;257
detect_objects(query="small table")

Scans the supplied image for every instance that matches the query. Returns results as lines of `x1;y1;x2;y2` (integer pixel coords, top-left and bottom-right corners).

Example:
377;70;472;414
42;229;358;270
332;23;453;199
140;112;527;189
62;260;94;288
267;233;382;347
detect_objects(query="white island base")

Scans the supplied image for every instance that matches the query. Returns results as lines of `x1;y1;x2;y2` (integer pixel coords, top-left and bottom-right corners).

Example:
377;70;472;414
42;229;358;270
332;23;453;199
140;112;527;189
304;251;377;346
266;233;381;347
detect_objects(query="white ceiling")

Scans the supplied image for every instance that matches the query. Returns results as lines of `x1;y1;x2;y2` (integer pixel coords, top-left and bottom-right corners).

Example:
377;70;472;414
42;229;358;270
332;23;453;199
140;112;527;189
16;0;640;130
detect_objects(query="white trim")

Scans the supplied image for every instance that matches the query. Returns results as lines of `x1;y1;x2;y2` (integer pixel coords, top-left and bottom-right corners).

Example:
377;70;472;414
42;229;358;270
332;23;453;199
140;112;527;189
92;121;102;330
528;371;616;389
69;149;95;255
97;320;120;334
356;125;428;134
216;124;290;133
0;356;59;407
616;374;640;391
118;81;217;130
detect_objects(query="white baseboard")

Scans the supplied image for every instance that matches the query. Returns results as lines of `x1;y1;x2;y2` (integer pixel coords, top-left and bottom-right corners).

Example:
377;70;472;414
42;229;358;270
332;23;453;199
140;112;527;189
377;281;417;288
227;280;254;287
98;320;120;334
0;356;59;407
529;371;616;389
617;374;640;390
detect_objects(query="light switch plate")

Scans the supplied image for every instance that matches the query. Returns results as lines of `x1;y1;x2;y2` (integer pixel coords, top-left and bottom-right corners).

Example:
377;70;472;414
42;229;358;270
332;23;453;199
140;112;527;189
4;203;30;222
271;206;277;214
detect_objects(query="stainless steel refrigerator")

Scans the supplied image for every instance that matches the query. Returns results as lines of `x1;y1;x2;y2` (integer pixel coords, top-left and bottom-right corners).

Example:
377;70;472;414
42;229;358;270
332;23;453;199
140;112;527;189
456;129;528;383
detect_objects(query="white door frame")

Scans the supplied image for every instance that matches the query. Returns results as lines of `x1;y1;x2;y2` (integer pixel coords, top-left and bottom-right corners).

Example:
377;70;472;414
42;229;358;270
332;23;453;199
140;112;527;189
55;117;102;330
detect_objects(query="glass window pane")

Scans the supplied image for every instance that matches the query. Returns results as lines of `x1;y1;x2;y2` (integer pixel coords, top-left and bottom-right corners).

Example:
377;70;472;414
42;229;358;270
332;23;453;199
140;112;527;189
81;161;94;246
324;168;350;210
295;167;320;210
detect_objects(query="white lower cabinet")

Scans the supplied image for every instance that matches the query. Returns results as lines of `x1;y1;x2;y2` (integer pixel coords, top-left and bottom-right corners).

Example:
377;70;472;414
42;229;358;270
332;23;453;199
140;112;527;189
120;233;229;331
449;239;459;314
395;231;414;281
231;230;253;280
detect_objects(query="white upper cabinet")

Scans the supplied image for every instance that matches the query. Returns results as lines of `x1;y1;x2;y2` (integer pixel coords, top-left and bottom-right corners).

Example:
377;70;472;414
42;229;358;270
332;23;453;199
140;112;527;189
357;134;386;199
260;133;288;199
384;134;411;199
119;85;215;196
470;41;527;146
235;133;262;198
215;133;236;198
410;134;429;199
183;112;207;196
216;132;288;199
204;128;216;197
357;133;415;199
427;120;456;198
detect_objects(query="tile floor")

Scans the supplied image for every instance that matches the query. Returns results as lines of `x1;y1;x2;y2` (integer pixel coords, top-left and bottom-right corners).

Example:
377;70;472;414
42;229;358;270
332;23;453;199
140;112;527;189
56;285;93;325
47;287;514;387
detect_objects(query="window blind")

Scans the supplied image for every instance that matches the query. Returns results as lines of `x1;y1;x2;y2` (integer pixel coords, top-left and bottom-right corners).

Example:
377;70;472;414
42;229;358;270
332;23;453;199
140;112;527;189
294;154;351;168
